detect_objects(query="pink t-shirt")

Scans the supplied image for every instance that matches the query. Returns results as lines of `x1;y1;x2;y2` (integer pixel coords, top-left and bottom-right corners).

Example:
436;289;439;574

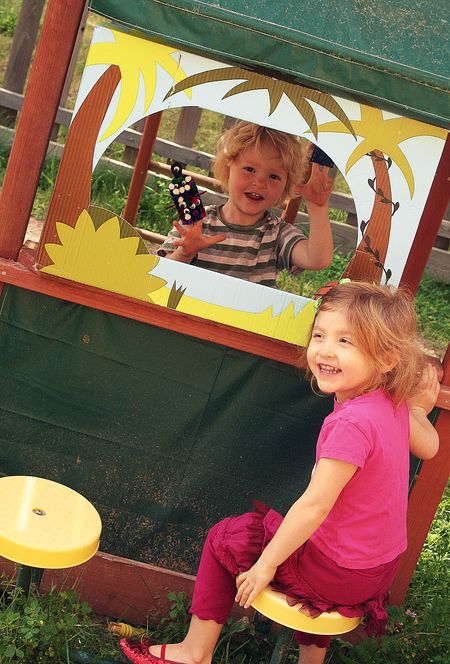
310;389;410;569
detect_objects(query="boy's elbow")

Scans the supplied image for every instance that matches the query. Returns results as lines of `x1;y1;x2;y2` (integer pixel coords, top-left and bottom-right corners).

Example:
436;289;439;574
311;254;332;271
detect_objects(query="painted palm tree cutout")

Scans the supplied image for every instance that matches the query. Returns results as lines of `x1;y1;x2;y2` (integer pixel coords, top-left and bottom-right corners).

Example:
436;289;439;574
315;106;447;283
86;31;192;141
164;67;356;140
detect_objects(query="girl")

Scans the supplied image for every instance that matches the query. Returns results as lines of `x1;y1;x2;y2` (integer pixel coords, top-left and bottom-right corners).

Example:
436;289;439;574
119;282;439;664
157;121;334;287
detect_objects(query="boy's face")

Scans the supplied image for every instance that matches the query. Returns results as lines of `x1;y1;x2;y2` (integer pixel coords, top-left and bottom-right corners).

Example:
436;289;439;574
224;140;288;225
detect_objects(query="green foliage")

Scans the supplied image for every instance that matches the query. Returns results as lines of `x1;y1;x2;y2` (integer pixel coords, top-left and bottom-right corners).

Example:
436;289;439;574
277;254;450;358
148;591;275;663
0;4;18;36
22;153;175;234
415;271;450;358
0;578;118;663
276;252;350;299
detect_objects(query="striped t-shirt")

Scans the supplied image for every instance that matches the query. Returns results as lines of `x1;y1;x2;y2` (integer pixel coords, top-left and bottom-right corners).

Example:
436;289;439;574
157;205;306;287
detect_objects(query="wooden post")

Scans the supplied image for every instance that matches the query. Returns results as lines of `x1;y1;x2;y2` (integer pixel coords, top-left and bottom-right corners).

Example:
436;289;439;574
51;1;89;141
122;118;146;166
122;112;163;226
174;106;202;151
0;0;87;261
400;134;450;293
0;0;46;127
389;344;450;605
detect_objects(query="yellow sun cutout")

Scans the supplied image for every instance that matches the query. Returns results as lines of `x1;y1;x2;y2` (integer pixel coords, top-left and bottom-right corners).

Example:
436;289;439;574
41;210;166;302
315;105;447;197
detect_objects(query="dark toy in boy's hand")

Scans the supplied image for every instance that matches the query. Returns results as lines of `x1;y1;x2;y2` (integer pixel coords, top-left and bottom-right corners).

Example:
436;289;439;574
169;161;206;225
310;145;334;169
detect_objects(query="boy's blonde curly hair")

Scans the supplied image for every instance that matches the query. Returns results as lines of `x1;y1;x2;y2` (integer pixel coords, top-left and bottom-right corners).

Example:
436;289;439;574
213;121;307;203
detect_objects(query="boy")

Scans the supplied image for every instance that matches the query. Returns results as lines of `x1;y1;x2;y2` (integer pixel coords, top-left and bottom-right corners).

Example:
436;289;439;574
157;122;334;287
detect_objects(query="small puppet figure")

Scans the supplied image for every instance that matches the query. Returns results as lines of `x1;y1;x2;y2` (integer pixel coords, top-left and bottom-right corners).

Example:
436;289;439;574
168;162;206;225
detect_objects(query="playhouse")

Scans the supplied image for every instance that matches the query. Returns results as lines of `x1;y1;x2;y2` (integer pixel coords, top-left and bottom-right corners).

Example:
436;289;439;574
0;0;448;627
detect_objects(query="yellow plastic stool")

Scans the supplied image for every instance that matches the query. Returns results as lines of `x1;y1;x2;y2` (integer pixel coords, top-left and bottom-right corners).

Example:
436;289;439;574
252;586;361;663
0;475;102;592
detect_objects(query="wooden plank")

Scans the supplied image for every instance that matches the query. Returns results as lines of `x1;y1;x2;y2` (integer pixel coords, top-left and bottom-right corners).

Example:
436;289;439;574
401;134;450;292
0;89;215;170
174;106;202;148
0;0;87;260
0;551;249;625
0;259;301;366
123;112;163;225
427;247;450;282
51;1;89;140
389;345;450;605
0;0;46;126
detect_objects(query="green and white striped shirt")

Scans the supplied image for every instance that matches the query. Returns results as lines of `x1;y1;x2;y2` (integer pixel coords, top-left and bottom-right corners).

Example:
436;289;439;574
158;205;306;287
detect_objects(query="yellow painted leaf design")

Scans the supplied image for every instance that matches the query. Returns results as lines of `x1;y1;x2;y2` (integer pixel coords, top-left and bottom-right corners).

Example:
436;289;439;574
165;67;355;139
41;210;166;302
87;31;191;140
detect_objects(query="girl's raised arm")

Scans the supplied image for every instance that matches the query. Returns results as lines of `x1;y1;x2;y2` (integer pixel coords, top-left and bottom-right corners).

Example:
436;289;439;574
408;364;440;460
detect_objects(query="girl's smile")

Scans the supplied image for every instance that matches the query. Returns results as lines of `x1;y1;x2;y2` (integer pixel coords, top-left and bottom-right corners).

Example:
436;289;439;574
307;309;375;403
221;141;288;226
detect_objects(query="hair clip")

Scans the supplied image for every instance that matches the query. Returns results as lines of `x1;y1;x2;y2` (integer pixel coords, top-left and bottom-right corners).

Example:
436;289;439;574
312;278;351;313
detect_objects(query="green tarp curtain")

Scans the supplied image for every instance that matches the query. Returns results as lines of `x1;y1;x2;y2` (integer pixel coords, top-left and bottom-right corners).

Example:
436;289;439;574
89;0;450;128
0;286;332;573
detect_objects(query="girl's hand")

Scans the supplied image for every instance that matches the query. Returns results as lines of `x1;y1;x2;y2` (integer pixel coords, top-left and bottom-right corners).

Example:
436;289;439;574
408;363;440;416
172;220;226;258
235;559;277;609
294;163;333;207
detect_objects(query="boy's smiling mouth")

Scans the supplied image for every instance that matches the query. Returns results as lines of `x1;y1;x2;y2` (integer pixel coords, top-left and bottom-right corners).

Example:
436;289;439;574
245;192;264;201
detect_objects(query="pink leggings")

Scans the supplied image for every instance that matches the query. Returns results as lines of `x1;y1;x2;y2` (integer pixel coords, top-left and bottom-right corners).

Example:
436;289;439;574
190;521;332;648
189;509;398;650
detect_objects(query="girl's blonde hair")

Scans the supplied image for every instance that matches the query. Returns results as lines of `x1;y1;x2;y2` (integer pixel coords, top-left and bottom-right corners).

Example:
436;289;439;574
213;121;307;202
303;281;424;405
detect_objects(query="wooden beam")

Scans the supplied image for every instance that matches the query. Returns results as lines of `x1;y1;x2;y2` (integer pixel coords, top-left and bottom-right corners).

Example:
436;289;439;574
389;343;450;605
0;551;249;625
0;0;46;126
400;134;450;292
0;258;300;366
123;112;163;225
0;0;87;260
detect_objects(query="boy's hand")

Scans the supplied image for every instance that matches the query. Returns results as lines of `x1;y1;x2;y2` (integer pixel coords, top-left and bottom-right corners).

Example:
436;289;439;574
408;363;440;416
235;559;277;609
172;220;226;258
294;163;333;207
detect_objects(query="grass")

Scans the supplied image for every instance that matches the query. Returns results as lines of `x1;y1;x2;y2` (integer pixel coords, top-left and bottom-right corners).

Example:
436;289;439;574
0;578;119;662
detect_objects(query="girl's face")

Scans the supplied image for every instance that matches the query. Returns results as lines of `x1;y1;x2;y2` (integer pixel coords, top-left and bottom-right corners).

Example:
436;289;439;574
222;140;288;226
307;308;376;403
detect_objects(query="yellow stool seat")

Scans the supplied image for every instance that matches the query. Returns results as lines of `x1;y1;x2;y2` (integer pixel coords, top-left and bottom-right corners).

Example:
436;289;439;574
0;476;101;569
251;586;361;635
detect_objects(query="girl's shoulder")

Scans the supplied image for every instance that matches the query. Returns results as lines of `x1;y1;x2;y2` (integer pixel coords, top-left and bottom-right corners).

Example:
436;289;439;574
329;390;406;425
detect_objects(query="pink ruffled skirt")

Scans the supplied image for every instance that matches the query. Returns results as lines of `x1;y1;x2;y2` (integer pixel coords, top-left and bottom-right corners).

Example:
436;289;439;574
190;502;399;648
